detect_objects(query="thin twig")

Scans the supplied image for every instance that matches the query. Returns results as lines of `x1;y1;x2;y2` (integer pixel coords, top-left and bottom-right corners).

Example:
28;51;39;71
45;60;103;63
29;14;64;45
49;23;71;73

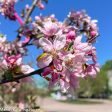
25;0;38;23
16;0;38;41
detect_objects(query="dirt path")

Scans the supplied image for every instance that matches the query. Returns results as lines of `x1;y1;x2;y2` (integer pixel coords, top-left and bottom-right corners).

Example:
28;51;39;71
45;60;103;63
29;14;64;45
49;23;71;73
40;98;112;112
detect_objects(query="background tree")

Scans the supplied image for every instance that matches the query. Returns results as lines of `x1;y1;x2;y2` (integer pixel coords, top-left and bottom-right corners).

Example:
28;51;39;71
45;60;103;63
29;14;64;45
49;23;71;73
76;60;112;98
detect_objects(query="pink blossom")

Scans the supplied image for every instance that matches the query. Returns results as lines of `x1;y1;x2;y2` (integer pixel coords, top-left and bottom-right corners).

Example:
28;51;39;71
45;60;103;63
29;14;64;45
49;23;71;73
73;36;92;53
84;64;100;78
60;74;79;92
0;53;34;76
37;0;45;10
90;30;97;37
4;54;22;66
66;30;76;40
42;66;59;87
0;35;6;43
20;65;34;74
0;35;6;51
35;16;42;22
38;20;59;36
37;35;66;68
0;0;17;20
61;53;86;77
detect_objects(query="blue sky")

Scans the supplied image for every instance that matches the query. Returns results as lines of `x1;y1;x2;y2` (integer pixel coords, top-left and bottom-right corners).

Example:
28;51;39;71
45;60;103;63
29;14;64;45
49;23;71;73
0;0;112;66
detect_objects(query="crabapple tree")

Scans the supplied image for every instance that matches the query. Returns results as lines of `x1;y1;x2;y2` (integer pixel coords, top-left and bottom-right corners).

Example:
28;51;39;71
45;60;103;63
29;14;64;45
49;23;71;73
0;0;100;93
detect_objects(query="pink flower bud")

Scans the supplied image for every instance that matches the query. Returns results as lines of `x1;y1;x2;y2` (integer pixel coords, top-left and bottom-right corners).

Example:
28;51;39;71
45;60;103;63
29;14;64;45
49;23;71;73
22;37;30;45
50;14;55;19
35;16;41;22
25;4;30;10
67;31;76;40
37;2;45;10
90;31;97;37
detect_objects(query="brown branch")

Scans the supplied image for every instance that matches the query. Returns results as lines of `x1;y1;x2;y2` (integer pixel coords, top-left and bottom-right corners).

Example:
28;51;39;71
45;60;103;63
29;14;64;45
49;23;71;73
24;0;38;23
16;0;39;42
0;68;43;85
0;0;43;85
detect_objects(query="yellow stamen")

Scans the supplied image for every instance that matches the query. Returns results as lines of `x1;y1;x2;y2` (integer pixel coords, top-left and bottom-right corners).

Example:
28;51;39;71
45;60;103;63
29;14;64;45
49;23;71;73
82;64;88;70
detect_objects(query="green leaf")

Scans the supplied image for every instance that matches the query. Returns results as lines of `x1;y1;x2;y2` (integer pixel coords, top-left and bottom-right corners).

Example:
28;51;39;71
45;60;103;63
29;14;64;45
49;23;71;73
4;70;14;80
68;42;74;51
36;33;44;38
0;34;4;38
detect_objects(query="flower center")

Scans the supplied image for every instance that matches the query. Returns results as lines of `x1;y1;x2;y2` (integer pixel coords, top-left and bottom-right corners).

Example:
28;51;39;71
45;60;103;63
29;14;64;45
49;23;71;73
64;59;75;72
51;49;57;58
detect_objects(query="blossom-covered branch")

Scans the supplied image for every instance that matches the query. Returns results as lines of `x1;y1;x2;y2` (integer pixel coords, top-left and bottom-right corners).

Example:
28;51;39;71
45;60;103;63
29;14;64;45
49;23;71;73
15;0;39;42
0;0;100;92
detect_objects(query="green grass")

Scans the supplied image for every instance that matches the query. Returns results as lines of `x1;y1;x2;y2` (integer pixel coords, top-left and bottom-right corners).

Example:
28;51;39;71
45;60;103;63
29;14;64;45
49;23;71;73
60;99;103;104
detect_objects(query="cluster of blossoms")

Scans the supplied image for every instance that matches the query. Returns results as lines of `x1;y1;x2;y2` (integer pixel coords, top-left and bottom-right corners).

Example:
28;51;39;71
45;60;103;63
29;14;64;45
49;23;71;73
0;0;45;20
0;0;99;92
67;11;99;42
32;11;99;92
0;0;17;20
0;35;34;81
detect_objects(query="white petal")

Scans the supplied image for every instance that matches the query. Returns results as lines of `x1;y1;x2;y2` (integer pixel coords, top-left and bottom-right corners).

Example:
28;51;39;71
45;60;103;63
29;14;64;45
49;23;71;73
21;65;34;74
16;58;22;66
0;35;6;43
37;54;53;68
92;20;98;23
60;79;70;93
2;60;8;68
77;43;92;52
54;35;66;51
74;35;82;46
39;38;53;52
